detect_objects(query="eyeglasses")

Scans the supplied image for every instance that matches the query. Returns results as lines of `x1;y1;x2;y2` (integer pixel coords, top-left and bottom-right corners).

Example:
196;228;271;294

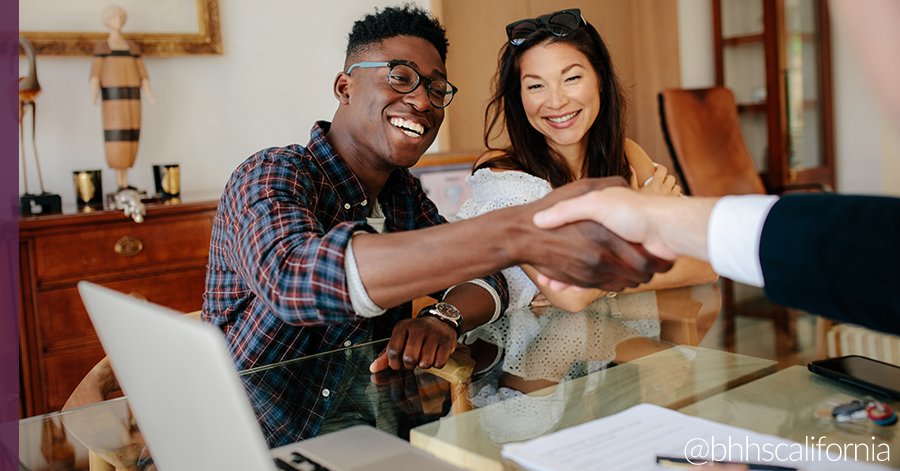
506;9;585;46
346;60;458;108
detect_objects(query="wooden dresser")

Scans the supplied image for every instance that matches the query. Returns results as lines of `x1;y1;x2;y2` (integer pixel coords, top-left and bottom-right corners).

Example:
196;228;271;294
18;198;218;417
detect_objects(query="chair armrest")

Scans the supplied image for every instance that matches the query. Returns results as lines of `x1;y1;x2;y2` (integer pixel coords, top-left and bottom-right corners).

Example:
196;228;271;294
421;344;475;384
62;357;120;411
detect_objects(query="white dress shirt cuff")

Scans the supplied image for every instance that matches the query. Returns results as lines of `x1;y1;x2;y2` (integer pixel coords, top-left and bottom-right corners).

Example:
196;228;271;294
708;195;779;288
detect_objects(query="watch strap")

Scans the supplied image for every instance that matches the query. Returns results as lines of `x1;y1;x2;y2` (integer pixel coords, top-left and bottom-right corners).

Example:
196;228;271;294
417;303;462;337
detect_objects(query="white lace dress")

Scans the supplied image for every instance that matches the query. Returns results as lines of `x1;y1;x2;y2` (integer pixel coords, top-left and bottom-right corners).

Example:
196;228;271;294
456;169;660;378
456;169;554;311
448;169;663;444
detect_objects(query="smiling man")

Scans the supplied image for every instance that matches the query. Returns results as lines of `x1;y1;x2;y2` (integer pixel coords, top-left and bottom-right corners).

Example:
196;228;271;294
203;5;672;446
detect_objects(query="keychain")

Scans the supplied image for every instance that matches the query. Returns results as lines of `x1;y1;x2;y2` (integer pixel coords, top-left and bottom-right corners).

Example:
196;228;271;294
818;397;898;425
866;400;898;426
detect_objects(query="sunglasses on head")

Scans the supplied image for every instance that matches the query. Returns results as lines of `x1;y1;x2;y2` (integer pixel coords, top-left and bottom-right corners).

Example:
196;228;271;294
505;9;585;46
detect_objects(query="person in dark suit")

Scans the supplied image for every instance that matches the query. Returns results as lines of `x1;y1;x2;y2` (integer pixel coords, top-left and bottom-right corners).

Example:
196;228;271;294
532;189;900;335
529;0;900;335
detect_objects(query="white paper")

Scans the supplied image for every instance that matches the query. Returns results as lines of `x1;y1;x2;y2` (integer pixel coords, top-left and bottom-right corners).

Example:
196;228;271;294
501;404;891;471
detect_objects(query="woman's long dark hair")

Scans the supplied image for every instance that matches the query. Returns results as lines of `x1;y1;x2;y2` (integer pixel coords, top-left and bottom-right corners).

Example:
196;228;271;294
481;21;631;188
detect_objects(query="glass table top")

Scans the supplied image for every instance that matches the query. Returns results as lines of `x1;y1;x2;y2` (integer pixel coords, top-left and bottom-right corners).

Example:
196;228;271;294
16;283;789;471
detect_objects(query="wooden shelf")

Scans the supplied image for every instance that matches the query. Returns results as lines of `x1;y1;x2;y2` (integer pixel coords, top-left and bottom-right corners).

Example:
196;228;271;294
412;151;480;169
738;103;767;114
786;32;816;42
723;33;765;47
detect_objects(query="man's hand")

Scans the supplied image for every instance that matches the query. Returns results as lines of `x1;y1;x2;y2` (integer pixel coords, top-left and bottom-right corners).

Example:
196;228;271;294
535;187;678;259
511;178;675;291
369;316;457;372
530;186;719;291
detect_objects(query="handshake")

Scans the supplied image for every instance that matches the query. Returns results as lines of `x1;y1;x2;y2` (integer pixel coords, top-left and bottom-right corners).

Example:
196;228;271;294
523;177;714;292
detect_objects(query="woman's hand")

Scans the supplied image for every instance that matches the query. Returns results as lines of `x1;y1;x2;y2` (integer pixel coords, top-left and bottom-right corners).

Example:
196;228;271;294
630;164;682;197
531;292;552;307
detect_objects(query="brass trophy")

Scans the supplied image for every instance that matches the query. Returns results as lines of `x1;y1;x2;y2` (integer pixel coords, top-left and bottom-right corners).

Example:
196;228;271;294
73;170;104;210
153;164;180;203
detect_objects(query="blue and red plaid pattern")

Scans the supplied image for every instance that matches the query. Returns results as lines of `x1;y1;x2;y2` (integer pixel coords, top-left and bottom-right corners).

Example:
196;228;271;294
203;121;508;447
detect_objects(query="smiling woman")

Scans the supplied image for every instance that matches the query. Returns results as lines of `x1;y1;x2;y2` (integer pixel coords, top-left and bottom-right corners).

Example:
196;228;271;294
455;8;718;315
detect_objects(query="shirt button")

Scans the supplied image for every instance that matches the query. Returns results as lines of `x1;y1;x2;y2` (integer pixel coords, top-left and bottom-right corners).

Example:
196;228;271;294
322;389;330;398
343;340;352;347
344;203;351;210
361;199;368;207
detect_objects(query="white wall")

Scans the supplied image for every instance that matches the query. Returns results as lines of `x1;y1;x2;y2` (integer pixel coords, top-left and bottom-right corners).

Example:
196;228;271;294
19;0;429;205
22;0;900;203
676;0;900;196
830;16;884;194
884;118;900;196
677;0;715;88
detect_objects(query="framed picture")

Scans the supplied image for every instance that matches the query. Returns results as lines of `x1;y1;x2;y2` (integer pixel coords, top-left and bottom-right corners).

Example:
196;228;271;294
410;163;474;221
19;0;222;56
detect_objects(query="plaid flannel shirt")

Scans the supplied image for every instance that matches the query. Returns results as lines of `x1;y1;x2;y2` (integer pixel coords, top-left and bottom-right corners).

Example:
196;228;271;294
203;121;508;447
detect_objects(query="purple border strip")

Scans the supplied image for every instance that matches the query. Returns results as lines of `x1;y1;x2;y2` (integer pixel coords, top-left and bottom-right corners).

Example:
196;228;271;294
1;0;20;468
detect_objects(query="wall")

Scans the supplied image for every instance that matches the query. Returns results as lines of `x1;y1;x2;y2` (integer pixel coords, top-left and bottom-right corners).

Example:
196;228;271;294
830;7;899;196
21;0;900;203
884;119;900;196
19;0;430;206
677;0;714;89
676;0;900;196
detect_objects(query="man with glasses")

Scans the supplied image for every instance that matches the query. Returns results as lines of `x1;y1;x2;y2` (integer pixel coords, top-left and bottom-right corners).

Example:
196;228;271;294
203;5;671;445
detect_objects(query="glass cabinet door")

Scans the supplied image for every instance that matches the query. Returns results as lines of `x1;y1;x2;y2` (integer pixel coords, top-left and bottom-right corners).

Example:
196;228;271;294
720;0;769;172
783;0;822;172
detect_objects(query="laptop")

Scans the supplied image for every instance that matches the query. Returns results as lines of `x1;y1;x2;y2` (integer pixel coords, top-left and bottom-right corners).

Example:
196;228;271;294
76;281;463;471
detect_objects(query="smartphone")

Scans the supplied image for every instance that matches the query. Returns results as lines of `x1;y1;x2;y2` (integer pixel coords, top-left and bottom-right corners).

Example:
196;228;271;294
809;355;900;401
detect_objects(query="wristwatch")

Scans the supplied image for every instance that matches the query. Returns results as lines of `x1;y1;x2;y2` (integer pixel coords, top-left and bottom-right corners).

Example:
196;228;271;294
417;302;463;337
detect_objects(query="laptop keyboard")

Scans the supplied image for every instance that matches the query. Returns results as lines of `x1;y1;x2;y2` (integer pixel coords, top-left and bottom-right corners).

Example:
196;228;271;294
274;452;331;471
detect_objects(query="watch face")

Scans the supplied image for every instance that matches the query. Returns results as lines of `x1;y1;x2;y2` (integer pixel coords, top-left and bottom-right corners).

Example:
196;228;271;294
433;302;461;322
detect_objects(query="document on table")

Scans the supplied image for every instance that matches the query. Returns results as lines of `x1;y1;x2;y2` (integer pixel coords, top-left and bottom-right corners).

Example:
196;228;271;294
501;404;891;471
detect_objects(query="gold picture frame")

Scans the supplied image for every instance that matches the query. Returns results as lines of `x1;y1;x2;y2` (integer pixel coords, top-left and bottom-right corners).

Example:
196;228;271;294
20;0;222;56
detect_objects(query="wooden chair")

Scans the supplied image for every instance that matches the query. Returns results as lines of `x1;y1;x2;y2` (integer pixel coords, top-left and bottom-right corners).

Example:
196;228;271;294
62;310;202;471
656;87;802;364
816;320;900;365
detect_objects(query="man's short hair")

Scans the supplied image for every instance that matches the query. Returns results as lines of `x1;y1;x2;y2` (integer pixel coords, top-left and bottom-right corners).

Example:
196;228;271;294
346;4;449;66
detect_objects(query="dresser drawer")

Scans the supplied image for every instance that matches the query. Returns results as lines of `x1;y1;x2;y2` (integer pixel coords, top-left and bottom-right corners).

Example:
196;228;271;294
37;268;208;349
32;215;212;280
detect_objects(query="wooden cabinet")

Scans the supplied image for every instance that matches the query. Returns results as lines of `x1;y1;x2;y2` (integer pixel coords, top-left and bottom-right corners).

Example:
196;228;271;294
712;0;835;192
18;199;218;417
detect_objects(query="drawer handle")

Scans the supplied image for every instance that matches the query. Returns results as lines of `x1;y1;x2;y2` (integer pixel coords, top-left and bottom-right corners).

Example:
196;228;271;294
128;292;148;302
115;236;143;257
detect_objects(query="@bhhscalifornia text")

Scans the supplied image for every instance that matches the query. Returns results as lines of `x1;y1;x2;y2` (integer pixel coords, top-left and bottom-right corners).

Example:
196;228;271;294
683;436;890;464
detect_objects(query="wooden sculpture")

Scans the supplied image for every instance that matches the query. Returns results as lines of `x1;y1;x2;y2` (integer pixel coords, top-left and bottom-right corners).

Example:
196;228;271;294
19;36;43;193
90;5;156;191
19;36;61;215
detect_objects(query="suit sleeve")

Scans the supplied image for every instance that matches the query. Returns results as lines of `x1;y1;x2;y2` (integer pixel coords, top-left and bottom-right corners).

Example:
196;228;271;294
759;193;900;335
